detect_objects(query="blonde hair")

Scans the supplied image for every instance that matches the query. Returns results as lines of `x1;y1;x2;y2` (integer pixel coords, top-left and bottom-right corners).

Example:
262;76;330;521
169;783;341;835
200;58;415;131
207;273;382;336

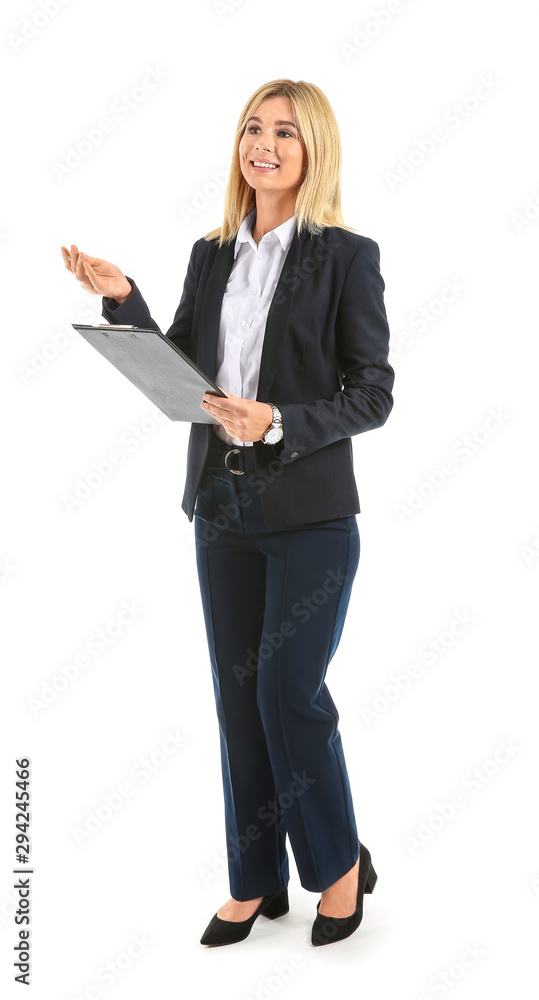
204;79;357;246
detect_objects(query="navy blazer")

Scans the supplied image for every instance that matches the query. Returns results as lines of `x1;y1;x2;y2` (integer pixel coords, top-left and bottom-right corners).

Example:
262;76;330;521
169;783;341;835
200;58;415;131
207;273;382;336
101;224;394;528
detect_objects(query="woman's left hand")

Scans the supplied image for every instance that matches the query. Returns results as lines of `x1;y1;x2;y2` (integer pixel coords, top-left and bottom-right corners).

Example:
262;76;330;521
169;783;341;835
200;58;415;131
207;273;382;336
201;390;273;442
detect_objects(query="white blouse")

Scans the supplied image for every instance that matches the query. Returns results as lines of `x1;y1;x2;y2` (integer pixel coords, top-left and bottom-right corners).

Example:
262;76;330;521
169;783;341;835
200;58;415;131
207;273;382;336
213;207;297;447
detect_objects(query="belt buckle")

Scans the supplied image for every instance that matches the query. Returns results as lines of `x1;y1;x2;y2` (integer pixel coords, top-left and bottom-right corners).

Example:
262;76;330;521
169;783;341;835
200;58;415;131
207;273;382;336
224;448;245;475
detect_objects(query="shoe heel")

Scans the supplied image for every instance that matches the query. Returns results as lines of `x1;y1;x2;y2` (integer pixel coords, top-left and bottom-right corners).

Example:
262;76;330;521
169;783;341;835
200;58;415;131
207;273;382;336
365;864;377;894
261;887;289;919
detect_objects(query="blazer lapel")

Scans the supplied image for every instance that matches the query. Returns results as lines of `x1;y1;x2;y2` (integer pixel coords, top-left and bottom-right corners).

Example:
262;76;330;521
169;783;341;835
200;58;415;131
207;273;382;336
198;240;234;383
256;230;305;402
197;226;306;401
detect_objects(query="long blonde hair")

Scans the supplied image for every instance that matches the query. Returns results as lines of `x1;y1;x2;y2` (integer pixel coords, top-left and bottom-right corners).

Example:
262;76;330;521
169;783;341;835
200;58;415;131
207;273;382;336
204;79;357;246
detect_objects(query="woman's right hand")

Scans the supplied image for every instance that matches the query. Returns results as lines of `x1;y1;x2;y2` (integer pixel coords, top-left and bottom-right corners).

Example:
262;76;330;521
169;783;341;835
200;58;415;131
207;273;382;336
60;243;132;304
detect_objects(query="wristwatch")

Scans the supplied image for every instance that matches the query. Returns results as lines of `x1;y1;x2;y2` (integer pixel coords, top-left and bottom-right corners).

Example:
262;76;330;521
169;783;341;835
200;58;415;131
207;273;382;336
262;403;283;445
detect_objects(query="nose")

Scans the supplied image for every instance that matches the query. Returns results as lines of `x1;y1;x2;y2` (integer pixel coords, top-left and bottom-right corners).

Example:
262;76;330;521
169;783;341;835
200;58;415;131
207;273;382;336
255;133;273;152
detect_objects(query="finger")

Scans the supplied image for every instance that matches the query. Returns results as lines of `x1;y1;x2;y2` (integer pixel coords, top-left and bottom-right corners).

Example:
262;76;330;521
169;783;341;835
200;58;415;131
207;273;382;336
203;398;227;414
60;246;73;272
70;243;80;275
76;251;88;283
82;261;100;292
81;253;101;267
211;398;234;414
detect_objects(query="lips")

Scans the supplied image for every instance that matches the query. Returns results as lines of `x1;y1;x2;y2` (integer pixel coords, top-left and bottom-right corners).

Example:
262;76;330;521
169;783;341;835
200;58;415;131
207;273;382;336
250;160;279;169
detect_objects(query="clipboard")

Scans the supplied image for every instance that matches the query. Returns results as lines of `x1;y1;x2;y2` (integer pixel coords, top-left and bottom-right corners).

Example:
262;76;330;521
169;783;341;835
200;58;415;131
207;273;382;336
71;323;228;422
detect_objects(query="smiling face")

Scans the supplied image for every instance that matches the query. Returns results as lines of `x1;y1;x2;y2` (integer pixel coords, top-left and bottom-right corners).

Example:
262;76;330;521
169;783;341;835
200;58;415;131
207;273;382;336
239;95;307;197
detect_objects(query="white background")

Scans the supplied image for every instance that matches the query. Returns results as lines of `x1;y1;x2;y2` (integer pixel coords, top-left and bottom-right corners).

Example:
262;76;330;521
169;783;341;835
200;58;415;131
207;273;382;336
1;0;538;997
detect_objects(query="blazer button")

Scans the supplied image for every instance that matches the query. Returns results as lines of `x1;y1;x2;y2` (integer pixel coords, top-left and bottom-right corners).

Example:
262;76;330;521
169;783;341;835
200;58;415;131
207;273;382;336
290;451;298;459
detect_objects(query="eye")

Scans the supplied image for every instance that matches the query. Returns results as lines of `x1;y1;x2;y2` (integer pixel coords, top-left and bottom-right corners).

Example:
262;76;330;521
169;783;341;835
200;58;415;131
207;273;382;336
246;126;294;138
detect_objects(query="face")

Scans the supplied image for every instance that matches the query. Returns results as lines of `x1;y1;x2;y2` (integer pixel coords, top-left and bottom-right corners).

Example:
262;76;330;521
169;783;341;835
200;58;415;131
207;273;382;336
239;95;307;196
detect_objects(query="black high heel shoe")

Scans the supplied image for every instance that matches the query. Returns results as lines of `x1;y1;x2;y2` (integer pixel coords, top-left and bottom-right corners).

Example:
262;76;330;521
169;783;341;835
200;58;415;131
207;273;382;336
311;842;377;947
200;886;289;946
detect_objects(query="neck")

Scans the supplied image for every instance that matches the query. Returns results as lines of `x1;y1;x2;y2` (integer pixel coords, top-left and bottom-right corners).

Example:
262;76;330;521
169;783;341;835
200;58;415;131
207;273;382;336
251;194;296;244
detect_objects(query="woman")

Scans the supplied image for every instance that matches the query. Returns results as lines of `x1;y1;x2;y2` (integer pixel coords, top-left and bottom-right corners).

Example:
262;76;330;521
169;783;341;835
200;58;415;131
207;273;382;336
60;78;394;948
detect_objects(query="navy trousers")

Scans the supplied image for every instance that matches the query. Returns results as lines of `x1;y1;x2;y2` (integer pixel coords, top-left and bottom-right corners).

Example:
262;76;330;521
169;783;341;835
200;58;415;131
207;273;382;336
193;431;361;900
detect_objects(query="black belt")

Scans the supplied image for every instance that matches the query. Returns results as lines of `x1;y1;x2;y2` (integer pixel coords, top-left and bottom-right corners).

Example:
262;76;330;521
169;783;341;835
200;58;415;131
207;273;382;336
205;433;257;476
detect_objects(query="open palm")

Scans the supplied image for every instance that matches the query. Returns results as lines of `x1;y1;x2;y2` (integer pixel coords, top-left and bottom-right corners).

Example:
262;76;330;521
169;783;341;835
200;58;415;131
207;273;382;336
60;243;131;301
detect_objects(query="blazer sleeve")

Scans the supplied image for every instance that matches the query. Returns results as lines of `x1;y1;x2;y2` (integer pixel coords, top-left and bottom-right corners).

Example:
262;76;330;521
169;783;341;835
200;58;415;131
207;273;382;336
276;238;395;465
100;240;198;358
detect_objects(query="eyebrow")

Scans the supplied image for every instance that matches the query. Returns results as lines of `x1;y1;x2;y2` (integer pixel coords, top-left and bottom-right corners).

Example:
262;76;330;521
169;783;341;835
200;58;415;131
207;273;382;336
246;116;298;129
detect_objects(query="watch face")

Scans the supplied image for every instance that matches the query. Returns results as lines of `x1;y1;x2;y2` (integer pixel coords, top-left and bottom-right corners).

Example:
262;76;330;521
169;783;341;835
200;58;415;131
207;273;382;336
265;426;283;444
